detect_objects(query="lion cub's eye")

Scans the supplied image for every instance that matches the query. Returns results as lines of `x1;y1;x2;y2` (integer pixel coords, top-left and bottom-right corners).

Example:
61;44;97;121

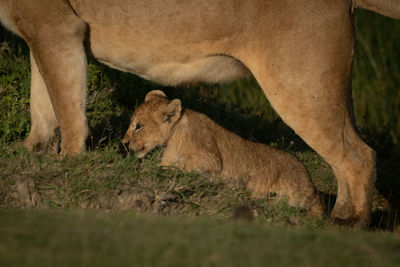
134;123;143;131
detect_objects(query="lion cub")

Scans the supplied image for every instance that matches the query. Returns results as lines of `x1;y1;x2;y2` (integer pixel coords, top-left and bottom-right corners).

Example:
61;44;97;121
123;90;323;216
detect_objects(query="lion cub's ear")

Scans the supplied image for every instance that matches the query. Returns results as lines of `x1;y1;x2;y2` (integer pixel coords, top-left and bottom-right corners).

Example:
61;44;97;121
145;90;167;102
163;99;182;123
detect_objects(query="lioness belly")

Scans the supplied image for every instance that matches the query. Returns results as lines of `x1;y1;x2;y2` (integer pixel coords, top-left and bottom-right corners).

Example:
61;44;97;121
87;25;249;85
72;0;251;85
95;51;249;86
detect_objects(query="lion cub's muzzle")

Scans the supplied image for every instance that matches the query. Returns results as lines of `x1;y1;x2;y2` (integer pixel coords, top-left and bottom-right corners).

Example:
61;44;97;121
122;133;148;158
122;132;132;145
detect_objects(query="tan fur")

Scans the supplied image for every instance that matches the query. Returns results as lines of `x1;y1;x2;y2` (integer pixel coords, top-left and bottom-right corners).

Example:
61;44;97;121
123;91;324;216
0;0;398;227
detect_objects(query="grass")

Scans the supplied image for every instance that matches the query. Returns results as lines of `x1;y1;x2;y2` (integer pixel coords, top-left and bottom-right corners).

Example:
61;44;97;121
0;144;326;228
1;209;400;267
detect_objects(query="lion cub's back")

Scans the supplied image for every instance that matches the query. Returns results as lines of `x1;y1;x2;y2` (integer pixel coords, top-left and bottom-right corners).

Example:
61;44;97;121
181;111;284;175
169;110;323;215
174;110;309;181
191;113;311;186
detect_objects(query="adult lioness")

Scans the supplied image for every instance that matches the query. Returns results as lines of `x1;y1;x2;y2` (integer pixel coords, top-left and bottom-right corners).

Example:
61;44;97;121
0;0;399;227
123;90;324;216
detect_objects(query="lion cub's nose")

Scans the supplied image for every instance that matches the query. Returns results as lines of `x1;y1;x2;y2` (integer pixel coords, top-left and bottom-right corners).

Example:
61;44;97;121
122;133;131;144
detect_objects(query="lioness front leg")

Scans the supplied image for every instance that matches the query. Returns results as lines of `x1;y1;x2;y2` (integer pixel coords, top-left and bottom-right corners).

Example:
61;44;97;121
15;0;88;155
23;52;59;153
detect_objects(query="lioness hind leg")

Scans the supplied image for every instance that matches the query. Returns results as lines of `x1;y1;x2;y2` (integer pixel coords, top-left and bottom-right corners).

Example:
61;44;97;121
250;68;375;227
15;0;89;155
23;52;59;153
239;10;375;228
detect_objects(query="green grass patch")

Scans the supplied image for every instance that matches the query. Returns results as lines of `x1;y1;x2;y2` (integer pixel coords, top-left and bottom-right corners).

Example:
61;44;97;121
0;144;325;229
1;209;400;267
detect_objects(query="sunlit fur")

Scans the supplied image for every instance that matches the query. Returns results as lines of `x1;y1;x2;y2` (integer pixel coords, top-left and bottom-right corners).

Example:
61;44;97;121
124;91;324;216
